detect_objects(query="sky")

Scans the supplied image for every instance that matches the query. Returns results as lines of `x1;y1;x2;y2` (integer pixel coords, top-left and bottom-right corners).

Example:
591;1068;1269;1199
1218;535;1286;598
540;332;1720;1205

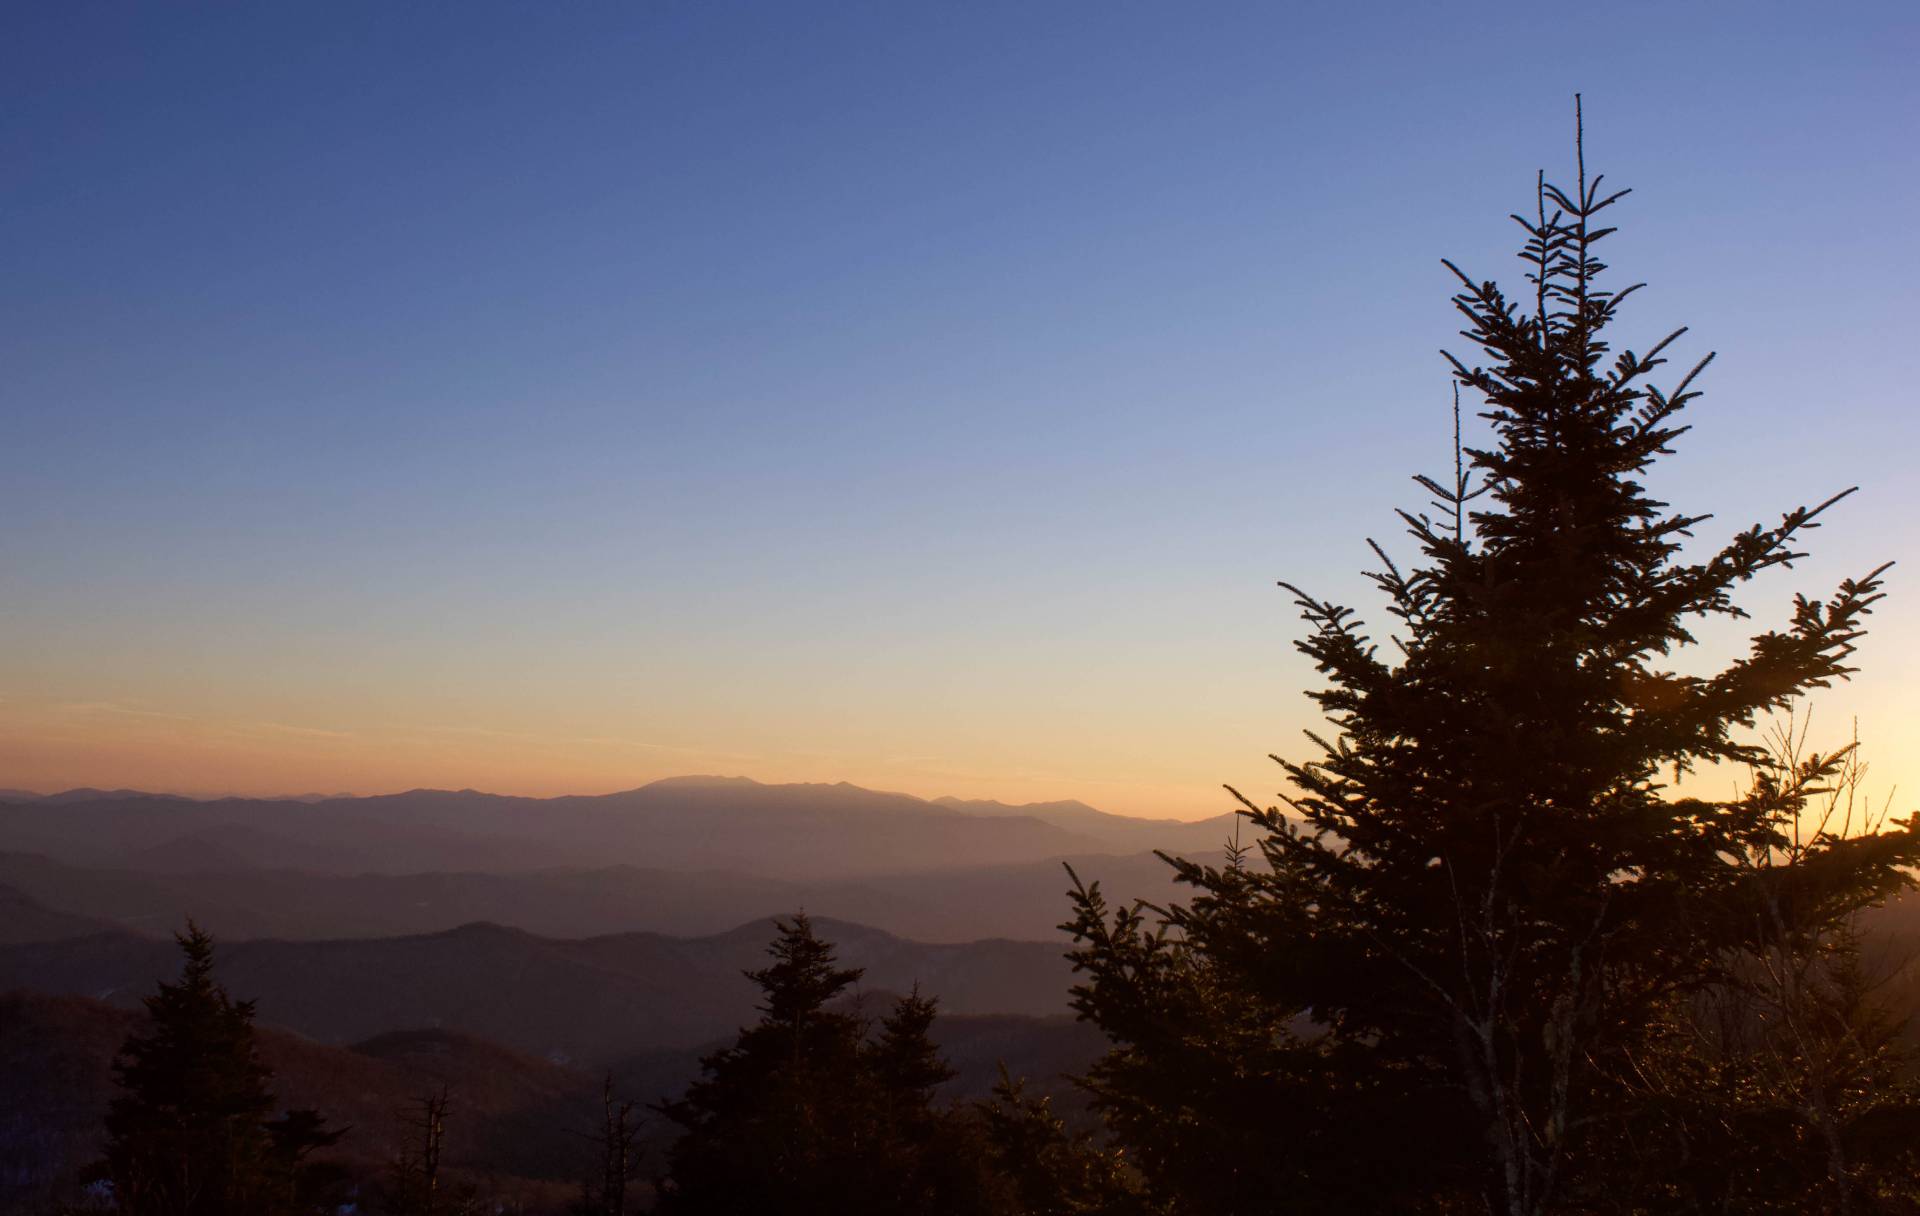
3;2;1917;819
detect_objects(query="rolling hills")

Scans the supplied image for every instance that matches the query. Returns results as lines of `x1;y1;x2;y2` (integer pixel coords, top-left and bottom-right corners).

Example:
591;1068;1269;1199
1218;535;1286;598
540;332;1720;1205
0;913;1074;1063
0;846;1185;944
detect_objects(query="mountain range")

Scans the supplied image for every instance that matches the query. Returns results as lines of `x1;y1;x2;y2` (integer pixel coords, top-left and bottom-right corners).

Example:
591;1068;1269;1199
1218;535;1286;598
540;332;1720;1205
9;773;1920;1216
0;910;1074;1063
0;847;1184;944
0;775;1242;880
0;772;1228;1211
0;776;1234;943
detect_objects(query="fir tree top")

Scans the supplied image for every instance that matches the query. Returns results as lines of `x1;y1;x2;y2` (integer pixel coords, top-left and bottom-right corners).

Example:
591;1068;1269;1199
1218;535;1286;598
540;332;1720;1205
746;912;865;1029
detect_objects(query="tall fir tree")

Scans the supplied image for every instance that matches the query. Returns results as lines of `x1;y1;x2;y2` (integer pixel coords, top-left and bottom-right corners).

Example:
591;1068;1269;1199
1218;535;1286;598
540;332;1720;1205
1065;103;1920;1216
869;986;1009;1216
653;913;886;1216
655;914;1009;1216
99;922;342;1216
872;985;958;1119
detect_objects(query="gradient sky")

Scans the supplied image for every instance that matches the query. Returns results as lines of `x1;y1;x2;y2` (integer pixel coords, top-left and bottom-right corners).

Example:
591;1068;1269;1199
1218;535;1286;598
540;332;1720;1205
4;2;1917;818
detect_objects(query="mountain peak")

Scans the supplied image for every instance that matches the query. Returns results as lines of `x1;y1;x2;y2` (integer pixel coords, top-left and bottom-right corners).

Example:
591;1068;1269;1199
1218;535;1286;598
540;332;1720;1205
638;775;764;791
41;788;192;806
439;920;531;941
934;795;1103;816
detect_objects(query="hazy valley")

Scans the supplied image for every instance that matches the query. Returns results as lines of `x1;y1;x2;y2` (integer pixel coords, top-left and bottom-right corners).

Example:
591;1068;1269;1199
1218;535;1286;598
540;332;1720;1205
0;776;1212;1211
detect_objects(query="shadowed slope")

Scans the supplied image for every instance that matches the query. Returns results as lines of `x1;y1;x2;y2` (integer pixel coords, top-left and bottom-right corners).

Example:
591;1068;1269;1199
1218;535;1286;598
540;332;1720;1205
0;848;1186;943
0;916;1073;1064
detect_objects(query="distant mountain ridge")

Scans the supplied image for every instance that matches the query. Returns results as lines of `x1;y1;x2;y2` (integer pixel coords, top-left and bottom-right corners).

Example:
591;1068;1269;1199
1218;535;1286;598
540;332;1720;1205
0;883;123;944
0;847;1185;945
0;787;196;805
0;775;1242;881
0;913;1075;1065
0;775;1228;830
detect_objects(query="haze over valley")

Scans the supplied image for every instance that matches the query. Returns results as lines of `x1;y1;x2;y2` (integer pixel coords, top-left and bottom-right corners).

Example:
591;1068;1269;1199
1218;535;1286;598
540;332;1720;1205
0;775;1197;1209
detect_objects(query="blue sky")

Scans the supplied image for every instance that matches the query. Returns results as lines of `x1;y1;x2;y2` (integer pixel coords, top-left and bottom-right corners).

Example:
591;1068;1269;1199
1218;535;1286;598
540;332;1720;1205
4;2;1917;815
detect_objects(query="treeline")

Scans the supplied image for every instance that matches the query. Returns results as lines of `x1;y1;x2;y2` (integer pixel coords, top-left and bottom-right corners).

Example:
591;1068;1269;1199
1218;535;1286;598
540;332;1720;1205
54;915;1121;1216
47;119;1920;1215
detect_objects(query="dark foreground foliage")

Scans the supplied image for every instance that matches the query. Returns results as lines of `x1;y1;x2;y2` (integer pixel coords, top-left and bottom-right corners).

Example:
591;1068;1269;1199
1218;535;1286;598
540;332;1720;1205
651;912;1135;1216
85;924;346;1216
1064;105;1920;1216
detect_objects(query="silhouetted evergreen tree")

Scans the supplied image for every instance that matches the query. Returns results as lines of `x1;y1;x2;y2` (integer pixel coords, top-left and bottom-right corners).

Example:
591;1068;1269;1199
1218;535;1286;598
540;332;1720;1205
873;985;957;1117
974;1069;1148;1216
1065;103;1920;1216
99;922;343;1216
654;913;886;1215
654;914;1006;1216
870;985;1017;1216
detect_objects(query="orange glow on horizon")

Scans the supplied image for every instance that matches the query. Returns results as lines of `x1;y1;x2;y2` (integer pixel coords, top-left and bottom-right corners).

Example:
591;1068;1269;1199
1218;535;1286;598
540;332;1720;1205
5;678;1916;827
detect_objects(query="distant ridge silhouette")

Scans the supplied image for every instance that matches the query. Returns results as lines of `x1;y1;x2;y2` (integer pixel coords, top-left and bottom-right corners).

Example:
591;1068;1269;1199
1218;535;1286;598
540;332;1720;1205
0;847;1187;944
0;913;1074;1063
0;775;1242;881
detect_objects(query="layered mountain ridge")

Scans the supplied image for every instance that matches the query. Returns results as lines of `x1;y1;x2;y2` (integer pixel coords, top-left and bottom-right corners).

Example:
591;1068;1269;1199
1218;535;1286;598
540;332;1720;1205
0;774;1242;881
